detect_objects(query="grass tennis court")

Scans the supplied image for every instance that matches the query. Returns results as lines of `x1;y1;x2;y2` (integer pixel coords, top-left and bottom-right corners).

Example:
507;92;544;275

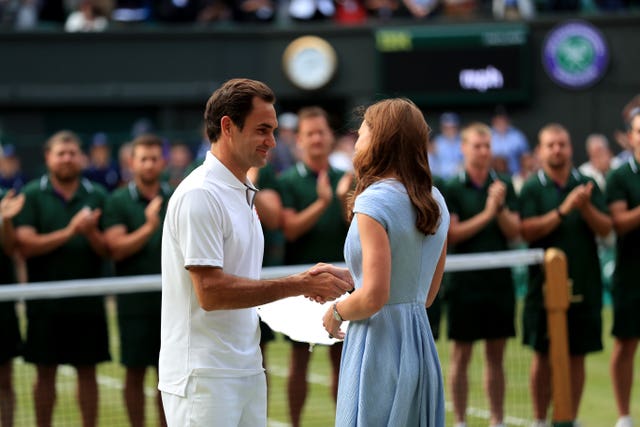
10;300;639;426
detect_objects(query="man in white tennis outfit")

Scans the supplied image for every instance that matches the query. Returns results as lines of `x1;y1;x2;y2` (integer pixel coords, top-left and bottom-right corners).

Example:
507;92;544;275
159;78;352;427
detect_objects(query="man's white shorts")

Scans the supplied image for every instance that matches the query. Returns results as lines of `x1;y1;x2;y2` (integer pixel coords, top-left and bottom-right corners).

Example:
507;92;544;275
161;373;267;427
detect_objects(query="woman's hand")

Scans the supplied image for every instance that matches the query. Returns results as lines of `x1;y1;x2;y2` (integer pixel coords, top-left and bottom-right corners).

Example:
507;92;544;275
323;303;345;340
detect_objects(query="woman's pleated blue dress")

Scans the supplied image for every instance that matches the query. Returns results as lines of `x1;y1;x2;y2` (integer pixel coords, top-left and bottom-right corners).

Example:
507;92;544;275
335;180;449;427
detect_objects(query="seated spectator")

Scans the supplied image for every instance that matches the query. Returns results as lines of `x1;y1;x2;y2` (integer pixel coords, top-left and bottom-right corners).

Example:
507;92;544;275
0;144;26;192
14;0;39;30
288;0;335;21
511;151;538;195
362;0;401;19
430;112;464;180
83;133;121;192
493;0;534;19
329;131;356;172
112;0;152;23
442;0;479;17
165;141;193;187
231;0;275;22
402;0;440;18
578;133;618;192
491;155;509;174
196;0;232;23
118;142;134;185
271;112;298;174
194;124;210;163
65;0;109;32
623;95;640;123
490;105;530;175
334;0;367;24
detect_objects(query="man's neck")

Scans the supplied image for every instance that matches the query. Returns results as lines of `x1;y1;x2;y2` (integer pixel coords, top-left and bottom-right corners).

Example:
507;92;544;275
466;165;489;186
134;178;161;200
50;175;80;201
303;156;329;173
211;145;248;182
543;165;571;186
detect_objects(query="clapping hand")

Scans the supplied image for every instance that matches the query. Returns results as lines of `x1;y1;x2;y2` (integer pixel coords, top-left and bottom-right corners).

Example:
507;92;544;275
69;207;102;235
316;170;333;206
560;181;593;214
0;189;25;221
145;195;163;230
486;180;507;216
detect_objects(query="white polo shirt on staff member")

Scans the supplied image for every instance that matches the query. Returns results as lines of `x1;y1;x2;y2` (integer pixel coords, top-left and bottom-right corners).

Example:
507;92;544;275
159;151;265;425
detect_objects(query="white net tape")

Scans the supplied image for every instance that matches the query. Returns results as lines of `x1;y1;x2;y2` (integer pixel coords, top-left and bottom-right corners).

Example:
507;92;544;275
0;249;544;301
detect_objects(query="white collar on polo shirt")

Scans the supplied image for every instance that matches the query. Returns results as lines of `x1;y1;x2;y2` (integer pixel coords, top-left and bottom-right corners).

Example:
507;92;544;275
204;151;259;207
204;151;257;189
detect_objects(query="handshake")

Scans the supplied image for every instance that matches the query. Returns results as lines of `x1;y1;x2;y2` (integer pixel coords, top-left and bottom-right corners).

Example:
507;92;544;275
299;263;353;304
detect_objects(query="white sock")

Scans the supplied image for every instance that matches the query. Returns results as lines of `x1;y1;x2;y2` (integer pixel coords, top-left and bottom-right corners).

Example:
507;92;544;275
616;416;634;427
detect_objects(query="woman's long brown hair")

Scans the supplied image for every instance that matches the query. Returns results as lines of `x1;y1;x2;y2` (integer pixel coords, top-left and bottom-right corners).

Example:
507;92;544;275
348;98;440;235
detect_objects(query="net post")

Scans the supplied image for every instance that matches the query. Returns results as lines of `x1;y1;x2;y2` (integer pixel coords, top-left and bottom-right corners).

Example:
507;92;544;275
543;247;573;424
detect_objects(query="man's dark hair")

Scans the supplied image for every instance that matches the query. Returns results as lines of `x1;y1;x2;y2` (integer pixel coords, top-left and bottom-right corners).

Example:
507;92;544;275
204;78;276;143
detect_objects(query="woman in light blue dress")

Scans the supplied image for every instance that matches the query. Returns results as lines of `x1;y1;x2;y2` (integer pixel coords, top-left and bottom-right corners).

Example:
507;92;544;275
321;98;449;426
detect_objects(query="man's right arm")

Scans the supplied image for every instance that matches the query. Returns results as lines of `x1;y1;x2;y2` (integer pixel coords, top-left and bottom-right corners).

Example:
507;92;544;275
104;195;163;261
281;170;333;241
188;266;352;311
16;225;75;258
16;207;96;258
606;170;640;236
520;185;582;243
609;200;640;236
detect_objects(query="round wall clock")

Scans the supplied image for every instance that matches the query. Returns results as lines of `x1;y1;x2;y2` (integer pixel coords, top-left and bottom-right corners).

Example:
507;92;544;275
283;36;338;91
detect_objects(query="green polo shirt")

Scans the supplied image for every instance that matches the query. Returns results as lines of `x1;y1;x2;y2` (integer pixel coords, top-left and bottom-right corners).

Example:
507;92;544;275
0;188;16;285
606;157;640;298
432;175;445;196
428;176;446;339
259;162;278;192
445;170;518;294
102;181;172;316
15;175;107;316
520;169;607;308
258;163;285;267
278;162;348;264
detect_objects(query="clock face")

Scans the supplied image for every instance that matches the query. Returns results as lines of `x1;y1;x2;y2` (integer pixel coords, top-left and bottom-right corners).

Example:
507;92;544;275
283;36;337;91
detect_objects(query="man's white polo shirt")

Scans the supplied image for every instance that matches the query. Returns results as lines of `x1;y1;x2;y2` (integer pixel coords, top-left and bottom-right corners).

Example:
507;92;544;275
159;152;265;397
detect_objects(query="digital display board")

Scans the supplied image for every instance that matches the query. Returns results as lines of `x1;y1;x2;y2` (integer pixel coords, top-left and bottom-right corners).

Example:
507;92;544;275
376;23;532;106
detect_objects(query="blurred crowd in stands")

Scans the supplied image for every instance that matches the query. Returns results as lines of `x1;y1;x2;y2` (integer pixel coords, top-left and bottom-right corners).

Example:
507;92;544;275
0;0;637;32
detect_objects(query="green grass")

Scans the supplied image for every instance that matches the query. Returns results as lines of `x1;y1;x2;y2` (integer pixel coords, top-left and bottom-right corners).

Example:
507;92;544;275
9;301;638;426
